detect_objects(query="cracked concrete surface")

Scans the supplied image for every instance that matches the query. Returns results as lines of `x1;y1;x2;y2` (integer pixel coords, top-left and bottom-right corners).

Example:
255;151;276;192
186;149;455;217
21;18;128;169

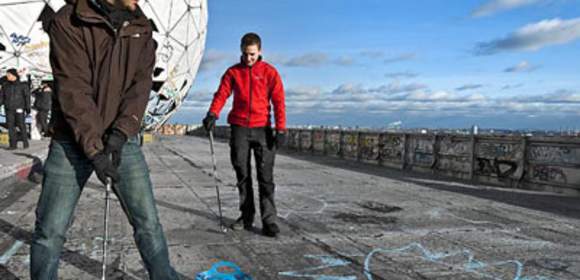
0;136;579;279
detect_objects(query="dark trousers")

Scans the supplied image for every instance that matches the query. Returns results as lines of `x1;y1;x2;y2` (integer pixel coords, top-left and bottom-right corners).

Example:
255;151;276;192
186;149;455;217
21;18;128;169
6;110;28;148
36;110;49;134
230;125;277;225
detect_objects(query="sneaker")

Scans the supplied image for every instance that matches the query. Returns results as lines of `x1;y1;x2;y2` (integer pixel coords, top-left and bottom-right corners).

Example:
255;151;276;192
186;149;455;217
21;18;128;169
7;146;16;150
262;223;280;237
231;217;253;231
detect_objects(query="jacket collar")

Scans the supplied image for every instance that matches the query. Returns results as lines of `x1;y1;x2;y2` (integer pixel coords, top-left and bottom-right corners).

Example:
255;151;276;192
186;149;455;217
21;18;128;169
74;0;150;32
239;56;264;68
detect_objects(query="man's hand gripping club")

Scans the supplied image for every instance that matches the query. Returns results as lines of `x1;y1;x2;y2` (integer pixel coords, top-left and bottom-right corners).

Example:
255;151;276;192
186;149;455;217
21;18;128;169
92;129;128;185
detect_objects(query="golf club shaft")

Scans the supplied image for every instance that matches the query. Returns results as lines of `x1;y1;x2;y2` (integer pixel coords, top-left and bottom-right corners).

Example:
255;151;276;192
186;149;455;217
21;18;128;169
102;181;112;280
209;131;225;230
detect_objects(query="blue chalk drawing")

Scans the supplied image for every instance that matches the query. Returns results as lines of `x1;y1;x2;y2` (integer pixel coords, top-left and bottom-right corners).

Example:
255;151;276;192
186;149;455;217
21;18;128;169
364;242;555;280
279;255;357;280
196;261;253;280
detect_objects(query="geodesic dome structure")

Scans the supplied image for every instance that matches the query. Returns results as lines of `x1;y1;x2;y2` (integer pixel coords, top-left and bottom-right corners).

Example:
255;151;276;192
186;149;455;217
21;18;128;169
0;0;208;131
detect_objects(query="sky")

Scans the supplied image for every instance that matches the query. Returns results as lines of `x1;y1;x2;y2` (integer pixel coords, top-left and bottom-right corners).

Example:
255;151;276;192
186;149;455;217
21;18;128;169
171;0;580;130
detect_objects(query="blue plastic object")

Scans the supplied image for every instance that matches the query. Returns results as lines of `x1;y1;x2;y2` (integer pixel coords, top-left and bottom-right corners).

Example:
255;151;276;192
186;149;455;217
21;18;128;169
195;261;253;280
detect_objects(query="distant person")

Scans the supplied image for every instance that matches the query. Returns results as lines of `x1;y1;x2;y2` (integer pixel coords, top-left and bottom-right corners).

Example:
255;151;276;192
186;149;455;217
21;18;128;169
0;68;30;150
32;82;52;136
30;0;179;279
203;32;287;237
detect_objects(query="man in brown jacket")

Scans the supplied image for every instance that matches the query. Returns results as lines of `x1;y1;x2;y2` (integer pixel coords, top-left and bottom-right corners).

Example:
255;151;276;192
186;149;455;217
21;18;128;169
30;0;180;279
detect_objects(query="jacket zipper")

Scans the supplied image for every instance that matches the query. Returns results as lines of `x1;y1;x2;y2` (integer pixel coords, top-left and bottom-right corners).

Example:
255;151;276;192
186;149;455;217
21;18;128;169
247;66;253;127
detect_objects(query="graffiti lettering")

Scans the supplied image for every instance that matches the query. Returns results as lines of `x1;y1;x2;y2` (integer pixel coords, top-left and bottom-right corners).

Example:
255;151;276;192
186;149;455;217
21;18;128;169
476;158;518;178
380;135;403;161
325;132;341;156
10;33;31;47
479;143;520;158
529;146;579;165
360;135;379;161
532;166;567;184
341;133;358;159
439;137;470;155
159;42;174;63
301;132;313;151
312;131;325;152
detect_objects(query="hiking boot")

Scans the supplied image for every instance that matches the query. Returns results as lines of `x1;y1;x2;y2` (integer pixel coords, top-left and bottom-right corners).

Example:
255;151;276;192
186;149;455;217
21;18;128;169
262;223;280;237
231;217;253;231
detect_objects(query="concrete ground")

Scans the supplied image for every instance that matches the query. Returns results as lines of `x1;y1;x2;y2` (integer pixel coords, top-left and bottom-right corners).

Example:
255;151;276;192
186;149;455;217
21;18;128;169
0;135;579;279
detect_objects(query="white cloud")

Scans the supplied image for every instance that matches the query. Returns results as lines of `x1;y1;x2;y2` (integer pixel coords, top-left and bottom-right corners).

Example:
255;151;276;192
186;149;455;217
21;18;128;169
283;82;580;117
199;49;234;72
476;17;580;55
334;56;355;66
471;0;541;18
283;52;329;67
370;82;428;96
504;60;539;72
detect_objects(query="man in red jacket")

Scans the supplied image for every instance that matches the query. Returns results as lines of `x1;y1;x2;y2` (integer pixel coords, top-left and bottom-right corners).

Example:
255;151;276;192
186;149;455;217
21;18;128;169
203;32;286;237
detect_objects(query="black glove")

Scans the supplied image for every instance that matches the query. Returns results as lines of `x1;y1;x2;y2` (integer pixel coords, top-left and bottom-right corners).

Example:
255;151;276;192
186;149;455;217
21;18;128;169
104;129;127;168
92;152;120;185
275;131;286;148
202;112;217;132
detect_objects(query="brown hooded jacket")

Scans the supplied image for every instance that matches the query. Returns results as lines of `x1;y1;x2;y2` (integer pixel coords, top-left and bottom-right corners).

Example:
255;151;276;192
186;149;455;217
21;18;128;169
49;0;155;158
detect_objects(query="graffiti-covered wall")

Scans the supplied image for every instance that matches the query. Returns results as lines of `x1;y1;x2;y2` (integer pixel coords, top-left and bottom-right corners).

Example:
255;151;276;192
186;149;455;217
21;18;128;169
281;129;580;195
188;126;580;195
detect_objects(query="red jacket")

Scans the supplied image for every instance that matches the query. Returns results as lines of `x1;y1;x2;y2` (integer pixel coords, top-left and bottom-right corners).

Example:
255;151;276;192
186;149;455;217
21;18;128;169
209;59;286;131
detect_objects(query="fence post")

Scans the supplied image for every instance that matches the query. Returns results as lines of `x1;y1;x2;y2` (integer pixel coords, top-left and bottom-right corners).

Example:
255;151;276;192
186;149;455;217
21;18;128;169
339;129;344;159
310;130;315;155
402;133;409;170
298;129;303;152
469;135;477;181
323;129;328;156
356;131;362;162
378;132;384;166
519;136;529;188
432;134;440;174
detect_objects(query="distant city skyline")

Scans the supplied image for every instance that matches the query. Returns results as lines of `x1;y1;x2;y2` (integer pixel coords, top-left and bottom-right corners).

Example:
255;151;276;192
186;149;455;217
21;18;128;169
171;0;580;130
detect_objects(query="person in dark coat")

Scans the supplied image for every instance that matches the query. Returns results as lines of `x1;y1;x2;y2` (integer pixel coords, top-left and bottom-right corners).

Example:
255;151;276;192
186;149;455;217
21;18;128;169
32;82;52;136
30;0;180;279
0;68;30;149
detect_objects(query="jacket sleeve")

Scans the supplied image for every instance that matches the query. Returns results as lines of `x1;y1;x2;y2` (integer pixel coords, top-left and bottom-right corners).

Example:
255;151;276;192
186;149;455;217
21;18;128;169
208;69;233;117
269;69;286;131
112;33;155;137
49;17;105;159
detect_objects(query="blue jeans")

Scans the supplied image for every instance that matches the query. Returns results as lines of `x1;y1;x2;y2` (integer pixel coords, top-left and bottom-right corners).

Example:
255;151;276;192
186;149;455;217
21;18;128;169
30;138;179;280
